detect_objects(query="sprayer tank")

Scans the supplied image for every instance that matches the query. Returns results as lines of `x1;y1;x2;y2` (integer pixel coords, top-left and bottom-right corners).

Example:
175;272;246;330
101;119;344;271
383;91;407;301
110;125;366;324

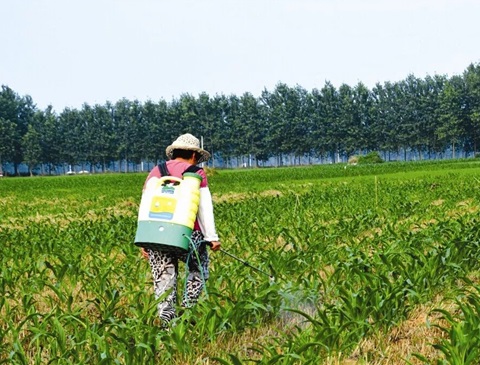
134;172;202;253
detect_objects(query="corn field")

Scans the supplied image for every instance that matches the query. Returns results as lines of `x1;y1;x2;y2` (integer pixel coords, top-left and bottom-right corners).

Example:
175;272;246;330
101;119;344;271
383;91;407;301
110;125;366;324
2;160;480;364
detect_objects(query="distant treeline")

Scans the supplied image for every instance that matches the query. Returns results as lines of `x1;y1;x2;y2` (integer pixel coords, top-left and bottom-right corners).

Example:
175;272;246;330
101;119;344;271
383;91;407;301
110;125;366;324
1;62;480;175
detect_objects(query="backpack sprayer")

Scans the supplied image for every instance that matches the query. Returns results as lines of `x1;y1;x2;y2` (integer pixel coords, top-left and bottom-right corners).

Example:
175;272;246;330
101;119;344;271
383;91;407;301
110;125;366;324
134;163;202;254
206;242;275;283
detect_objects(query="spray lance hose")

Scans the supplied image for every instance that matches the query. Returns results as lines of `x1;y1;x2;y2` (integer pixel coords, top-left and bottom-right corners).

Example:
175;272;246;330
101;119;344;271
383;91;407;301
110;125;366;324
205;241;275;283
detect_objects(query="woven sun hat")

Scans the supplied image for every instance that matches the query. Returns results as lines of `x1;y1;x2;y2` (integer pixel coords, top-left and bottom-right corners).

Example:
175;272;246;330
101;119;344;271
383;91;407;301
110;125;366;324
165;133;211;163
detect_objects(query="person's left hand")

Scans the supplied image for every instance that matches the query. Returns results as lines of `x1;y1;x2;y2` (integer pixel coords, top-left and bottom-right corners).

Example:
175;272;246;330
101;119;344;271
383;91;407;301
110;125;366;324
208;241;221;251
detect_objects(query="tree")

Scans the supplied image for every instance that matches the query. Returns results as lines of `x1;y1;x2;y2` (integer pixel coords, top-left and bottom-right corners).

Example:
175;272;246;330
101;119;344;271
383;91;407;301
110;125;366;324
58;108;83;170
94;103;116;171
22;107;60;175
0;86;36;174
223;94;242;166
289;85;313;164
39;106;63;173
15;95;36;173
142;99;170;164
260;83;308;166
22;124;42;175
208;94;231;167
353;82;375;153
437;75;465;158
316;82;340;162
174;93;200;137
113;99;135;172
337;83;356;158
463;63;480;155
235;92;269;166
195;92;217;166
0;117;15;174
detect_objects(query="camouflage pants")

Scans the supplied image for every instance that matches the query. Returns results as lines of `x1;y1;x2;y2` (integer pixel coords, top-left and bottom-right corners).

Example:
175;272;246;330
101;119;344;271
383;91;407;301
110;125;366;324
147;230;209;324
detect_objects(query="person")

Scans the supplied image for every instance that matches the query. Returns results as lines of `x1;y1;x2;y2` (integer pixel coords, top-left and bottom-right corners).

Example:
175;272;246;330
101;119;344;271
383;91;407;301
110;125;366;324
141;133;221;326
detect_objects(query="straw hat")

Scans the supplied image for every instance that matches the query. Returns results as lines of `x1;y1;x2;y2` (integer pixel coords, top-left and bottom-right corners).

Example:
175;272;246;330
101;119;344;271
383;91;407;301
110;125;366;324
165;133;211;163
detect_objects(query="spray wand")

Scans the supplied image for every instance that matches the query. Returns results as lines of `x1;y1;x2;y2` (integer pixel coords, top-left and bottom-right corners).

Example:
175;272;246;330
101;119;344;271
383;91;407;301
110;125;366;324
205;241;275;283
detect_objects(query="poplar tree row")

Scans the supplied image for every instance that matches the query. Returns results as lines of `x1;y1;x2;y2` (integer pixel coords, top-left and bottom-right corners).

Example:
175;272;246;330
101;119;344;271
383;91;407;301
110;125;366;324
1;62;480;175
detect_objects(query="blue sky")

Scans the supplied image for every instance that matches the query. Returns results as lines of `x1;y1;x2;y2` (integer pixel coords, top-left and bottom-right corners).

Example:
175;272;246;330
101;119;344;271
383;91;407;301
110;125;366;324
1;0;479;112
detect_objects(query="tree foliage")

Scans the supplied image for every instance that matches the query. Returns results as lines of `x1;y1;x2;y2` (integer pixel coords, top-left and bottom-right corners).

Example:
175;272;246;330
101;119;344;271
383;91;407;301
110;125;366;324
1;62;480;174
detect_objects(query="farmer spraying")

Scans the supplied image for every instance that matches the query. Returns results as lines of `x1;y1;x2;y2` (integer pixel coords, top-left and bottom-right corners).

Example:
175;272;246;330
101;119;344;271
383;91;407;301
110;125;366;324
136;133;221;326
